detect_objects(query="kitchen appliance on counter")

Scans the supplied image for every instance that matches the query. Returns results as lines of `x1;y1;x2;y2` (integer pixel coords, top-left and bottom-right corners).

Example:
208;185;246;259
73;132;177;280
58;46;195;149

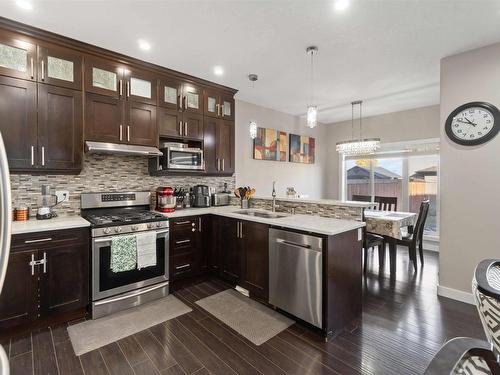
156;186;176;213
159;142;204;171
80;191;169;319
192;185;210;207
269;228;323;328
211;182;231;206
36;185;60;220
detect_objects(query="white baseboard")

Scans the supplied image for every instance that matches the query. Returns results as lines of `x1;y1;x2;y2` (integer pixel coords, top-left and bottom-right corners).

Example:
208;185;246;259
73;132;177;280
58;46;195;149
437;285;474;305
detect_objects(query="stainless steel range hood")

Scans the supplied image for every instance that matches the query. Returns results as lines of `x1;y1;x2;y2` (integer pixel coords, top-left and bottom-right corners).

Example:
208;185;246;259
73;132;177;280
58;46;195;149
85;141;163;157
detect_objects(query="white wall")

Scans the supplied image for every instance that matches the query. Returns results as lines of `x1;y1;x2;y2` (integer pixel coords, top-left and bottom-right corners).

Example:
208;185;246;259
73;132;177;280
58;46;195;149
235;100;327;199
438;42;500;300
324;105;440;199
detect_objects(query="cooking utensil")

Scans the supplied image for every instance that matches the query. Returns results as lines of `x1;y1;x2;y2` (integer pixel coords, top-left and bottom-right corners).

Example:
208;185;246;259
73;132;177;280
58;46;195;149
234;189;240;198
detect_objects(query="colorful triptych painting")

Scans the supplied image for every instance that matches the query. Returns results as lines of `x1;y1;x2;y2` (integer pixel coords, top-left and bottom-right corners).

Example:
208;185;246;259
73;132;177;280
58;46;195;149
253;127;288;161
289;134;315;164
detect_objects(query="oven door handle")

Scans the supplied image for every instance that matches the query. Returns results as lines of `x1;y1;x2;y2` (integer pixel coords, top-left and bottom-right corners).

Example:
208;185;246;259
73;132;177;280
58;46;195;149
94;229;169;243
93;281;169;306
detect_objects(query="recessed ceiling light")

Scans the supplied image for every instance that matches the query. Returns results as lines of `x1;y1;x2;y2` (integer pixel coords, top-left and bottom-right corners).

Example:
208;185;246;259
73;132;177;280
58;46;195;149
16;0;33;10
213;66;224;76
137;39;151;51
333;0;350;11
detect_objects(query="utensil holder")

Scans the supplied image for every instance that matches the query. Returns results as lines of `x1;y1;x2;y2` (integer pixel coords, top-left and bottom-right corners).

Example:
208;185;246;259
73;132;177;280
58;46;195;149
241;199;249;209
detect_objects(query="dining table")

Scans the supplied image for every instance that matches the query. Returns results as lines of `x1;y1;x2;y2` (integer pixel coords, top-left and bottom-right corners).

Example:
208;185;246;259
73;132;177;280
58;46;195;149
363;209;418;274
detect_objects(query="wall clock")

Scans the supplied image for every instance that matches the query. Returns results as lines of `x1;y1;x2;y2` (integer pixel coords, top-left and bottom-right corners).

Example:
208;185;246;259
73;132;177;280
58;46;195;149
445;102;500;146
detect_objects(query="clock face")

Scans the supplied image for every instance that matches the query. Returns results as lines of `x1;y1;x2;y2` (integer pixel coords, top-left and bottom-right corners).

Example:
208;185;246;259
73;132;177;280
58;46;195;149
445;102;500;146
450;107;494;141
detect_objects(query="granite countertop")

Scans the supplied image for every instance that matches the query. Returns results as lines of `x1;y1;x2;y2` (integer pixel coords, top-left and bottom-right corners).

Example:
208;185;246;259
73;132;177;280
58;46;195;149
160;206;365;236
12;216;90;235
251;195;376;208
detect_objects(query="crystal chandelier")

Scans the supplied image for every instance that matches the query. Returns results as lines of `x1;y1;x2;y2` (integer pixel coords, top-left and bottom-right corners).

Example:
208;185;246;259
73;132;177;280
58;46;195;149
336;100;380;155
306;46;318;128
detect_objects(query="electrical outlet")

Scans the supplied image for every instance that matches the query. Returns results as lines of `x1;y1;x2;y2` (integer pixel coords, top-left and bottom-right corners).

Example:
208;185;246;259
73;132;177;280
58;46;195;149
55;190;69;203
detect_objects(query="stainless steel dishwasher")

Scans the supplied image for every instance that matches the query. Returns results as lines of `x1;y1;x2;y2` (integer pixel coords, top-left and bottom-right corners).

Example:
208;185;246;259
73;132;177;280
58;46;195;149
269;228;323;328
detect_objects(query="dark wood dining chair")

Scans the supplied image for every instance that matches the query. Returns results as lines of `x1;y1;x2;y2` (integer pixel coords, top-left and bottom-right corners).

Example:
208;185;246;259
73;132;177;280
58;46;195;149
374;196;397;211
397;200;430;271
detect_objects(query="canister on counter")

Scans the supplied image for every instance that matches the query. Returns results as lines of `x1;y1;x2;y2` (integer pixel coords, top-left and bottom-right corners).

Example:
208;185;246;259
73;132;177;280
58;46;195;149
15;205;29;221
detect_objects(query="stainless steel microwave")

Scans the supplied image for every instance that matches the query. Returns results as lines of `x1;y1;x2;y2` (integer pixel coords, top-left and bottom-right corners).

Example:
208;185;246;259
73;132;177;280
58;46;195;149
160;143;204;170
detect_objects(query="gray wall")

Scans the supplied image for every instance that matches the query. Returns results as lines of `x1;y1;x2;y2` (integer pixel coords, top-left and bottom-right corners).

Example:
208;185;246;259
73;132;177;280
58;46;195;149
439;42;500;298
324;105;440;199
235;100;328;199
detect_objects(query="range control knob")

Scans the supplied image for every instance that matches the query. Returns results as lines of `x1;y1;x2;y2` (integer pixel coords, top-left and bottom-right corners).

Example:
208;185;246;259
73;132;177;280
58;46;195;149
103;228;111;234
131;225;138;231
114;226;122;233
156;222;162;228
147;223;153;229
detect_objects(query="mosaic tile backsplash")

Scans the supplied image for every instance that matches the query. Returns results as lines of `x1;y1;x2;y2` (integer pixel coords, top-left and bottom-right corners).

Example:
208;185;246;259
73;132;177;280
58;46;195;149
10;154;236;217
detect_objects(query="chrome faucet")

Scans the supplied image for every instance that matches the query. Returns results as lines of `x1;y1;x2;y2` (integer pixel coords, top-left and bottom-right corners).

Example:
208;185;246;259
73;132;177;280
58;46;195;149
271;181;279;212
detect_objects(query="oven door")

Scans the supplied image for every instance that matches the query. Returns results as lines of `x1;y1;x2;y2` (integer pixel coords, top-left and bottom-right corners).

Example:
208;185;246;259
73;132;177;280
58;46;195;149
92;229;169;301
166;147;204;170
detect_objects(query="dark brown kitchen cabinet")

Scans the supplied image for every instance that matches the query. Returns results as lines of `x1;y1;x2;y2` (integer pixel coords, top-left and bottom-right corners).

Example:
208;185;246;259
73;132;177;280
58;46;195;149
37;44;83;90
126;101;158;146
0;228;89;331
203;118;234;175
218;217;241;283
38;84;83;171
0;76;37;170
84;56;124;98
158;77;183;110
182;83;203;115
183;112;204;140
85;92;123;143
125;68;157;105
203;117;218;174
204;89;235;121
158;107;183;138
0;31;37;81
240;221;269;301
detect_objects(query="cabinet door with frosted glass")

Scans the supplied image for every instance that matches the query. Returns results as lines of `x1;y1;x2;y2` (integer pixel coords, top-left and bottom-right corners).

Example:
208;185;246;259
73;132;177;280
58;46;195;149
84;57;124;98
37;45;82;90
124;68;157;105
0;31;36;81
158;76;182;110
220;93;235;121
181;82;203;114
204;88;220;118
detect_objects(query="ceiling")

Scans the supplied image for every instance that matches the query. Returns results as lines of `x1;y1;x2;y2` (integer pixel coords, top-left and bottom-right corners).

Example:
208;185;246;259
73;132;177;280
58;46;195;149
2;0;500;124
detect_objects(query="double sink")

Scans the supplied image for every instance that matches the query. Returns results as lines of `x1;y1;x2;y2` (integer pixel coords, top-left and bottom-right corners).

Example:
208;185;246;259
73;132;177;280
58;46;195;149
234;209;289;219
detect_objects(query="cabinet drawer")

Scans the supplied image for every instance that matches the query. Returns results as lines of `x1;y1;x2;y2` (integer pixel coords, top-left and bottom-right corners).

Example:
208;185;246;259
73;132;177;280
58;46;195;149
172;235;197;253
171;217;199;232
11;227;89;253
172;252;194;279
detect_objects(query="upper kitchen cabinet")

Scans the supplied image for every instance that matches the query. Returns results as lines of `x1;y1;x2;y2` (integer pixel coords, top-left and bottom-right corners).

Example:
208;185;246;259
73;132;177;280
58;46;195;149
85;92;124;144
125;101;158;147
38;84;83;171
216;119;235;174
0;31;36;81
0;76;37;170
37;44;83;90
182;82;203;114
158;77;182;110
84;56;124;98
124;67;157;105
204;89;235;121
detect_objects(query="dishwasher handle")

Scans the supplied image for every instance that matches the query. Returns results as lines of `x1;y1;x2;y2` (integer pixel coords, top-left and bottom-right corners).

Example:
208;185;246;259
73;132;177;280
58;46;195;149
276;238;321;252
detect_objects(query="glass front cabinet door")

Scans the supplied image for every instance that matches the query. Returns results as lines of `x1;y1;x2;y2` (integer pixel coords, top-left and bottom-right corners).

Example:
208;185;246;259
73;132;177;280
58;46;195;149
84;57;124;98
159;77;182;110
125;68;157;105
0;32;36;81
182;83;203;114
37;45;83;90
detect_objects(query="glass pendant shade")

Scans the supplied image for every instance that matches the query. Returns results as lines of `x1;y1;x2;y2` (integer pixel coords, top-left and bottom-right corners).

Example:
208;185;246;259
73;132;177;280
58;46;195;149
249;121;258;139
306;105;318;128
336;138;380;156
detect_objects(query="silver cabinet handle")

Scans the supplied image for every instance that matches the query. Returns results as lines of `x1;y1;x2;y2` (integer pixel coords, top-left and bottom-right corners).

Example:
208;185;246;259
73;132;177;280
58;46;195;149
126;81;130;98
221;103;224;117
183;95;187;110
119;79;123;97
30;57;34;79
31;145;34;166
199;217;201;232
42;252;47;273
127;126;130;142
177;94;182;110
222;159;225;171
217;158;220;171
28;252;47;275
175;264;190;270
41;146;45;166
175;221;192;225
239;222;243;238
41;60;45;81
119;125;123;141
25;237;52;244
216;103;220;116
175;239;190;245
184;122;188;136
179;121;183;136
30;254;35;276
236;221;240;238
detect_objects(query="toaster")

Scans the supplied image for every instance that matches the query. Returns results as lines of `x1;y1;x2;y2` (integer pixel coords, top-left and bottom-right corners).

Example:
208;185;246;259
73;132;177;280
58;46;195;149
211;193;231;206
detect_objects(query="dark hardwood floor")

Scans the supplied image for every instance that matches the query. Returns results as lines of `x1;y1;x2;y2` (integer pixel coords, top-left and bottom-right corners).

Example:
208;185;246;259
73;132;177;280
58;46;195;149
0;248;485;375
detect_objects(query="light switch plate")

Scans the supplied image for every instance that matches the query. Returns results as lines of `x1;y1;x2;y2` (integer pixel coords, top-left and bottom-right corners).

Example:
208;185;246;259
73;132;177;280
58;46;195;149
55;190;69;203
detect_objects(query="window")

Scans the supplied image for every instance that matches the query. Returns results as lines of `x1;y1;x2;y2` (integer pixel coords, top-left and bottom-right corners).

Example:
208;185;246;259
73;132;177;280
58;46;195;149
341;139;440;237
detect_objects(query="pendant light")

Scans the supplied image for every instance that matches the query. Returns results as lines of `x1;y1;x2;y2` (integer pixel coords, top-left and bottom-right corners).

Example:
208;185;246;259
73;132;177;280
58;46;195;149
336;100;380;155
248;74;258;139
306;46;318;128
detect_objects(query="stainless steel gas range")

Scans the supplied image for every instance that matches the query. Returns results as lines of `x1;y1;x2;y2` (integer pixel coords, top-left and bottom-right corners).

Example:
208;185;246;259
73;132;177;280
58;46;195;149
80;191;169;319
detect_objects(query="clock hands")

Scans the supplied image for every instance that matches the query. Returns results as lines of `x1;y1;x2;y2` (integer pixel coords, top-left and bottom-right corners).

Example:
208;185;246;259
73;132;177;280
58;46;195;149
456;118;477;127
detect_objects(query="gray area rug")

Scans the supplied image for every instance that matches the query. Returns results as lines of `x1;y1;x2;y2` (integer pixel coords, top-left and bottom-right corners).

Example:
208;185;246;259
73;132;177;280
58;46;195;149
195;289;294;345
68;295;191;356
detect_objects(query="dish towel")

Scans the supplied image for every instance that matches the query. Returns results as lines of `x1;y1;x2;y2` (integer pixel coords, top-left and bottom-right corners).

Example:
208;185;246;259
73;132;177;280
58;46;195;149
136;232;157;269
110;235;137;273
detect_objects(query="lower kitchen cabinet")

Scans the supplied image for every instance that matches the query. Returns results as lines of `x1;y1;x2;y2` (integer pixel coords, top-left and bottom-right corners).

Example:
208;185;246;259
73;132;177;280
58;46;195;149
0;228;89;331
218;217;241;283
